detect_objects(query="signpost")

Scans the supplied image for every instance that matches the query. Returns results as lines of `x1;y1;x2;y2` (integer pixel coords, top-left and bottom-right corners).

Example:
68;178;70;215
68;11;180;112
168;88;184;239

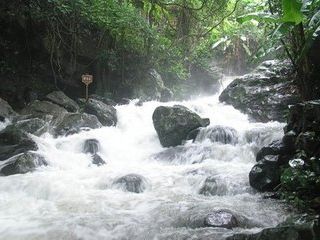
81;74;93;102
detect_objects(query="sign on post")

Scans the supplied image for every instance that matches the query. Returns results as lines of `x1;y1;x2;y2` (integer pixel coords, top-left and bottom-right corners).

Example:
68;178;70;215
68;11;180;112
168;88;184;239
81;74;93;102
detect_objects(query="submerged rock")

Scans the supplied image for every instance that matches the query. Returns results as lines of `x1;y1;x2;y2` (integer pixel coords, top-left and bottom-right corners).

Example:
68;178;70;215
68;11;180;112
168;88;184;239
219;60;300;122
204;210;238;229
113;174;148;193
199;176;227;196
196;125;239;145
54;113;102;136
0;152;47;176
83;139;100;155
83;139;105;166
45;91;79;112
152;105;210;147
80;98;117;126
249;155;281;192
0;126;38;161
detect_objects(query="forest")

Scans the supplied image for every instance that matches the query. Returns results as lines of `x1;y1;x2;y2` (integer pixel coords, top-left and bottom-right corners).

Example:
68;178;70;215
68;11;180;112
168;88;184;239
0;0;320;239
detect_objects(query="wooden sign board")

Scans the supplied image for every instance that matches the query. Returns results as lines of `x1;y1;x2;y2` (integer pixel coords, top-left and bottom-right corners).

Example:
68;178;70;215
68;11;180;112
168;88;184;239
82;74;93;85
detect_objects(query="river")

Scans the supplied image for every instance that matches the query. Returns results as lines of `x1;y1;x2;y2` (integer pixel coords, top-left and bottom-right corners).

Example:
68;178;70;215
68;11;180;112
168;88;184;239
0;77;292;240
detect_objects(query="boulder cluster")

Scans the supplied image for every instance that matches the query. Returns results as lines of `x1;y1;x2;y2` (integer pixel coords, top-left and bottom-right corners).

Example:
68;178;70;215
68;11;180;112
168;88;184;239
0;91;118;175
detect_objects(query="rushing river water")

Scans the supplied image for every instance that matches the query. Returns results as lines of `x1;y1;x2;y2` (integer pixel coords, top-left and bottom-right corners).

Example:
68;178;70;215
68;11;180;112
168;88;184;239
0;77;292;240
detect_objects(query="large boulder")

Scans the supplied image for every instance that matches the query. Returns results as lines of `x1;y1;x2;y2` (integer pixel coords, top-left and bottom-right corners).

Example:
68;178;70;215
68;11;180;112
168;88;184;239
249;155;281;192
152;105;210;147
219;60;300;122
0;98;18;120
80;98;117;126
54;113;102;136
204;210;239;229
0;152;47;176
45;91;79;112
0;126;38;161
113;174;148;193
20;100;67;119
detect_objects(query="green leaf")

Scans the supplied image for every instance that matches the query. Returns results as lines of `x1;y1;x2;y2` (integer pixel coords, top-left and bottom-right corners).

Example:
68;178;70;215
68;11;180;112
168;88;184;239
282;0;303;24
237;12;280;24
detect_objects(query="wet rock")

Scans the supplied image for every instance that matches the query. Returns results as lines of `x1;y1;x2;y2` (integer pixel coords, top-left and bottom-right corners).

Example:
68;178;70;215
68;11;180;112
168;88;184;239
21;100;67;120
0;152;47;176
226;215;320;240
83;139;100;155
296;131;320;157
91;154;105;166
113;174;148;193
282;131;297;149
0;98;18;120
152;105;210;147
196;125;239;145
256;139;295;162
90;94;116;106
199;176;223;196
54;113;102;136
80;98;117;126
135;99;144;107
0;126;38;161
219;60;300;122
118;98;131;105
204;210;238;229
83;139;105;166
13;117;49;136
249;155;281;192
45;91;79;112
285;100;320;134
186;128;201;141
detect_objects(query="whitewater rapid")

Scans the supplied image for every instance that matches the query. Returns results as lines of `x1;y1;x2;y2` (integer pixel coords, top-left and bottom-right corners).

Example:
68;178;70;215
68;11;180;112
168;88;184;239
0;77;292;240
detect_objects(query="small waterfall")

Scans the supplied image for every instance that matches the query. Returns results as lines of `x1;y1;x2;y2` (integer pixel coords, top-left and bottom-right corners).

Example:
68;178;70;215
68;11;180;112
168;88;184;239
0;76;291;240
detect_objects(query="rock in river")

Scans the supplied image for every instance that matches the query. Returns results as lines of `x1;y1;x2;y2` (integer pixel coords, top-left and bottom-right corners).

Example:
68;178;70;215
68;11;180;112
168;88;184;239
152;105;210;147
0;125;38;161
219;60;300;122
204;210;239;229
80;98;117;127
249;155;281;192
113;174;148;193
45;91;79;112
0;152;47;176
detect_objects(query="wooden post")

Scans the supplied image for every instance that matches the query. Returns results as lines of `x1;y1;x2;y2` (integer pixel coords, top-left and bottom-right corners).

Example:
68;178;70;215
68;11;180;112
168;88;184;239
81;74;93;102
